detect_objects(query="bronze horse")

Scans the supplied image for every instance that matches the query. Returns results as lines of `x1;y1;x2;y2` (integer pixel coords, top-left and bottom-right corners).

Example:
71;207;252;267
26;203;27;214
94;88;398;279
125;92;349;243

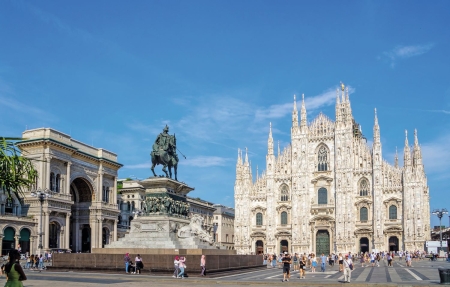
150;135;178;181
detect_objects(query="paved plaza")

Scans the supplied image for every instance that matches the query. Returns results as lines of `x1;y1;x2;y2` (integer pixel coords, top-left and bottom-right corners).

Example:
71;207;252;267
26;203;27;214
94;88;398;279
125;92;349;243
4;258;448;286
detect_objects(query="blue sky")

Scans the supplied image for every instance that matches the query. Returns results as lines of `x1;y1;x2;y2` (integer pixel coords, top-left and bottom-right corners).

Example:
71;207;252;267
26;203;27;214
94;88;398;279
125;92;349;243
1;1;449;226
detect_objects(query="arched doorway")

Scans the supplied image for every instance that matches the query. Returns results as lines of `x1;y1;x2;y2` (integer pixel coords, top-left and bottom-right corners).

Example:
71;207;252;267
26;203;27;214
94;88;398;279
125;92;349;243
280;240;288;253
255;240;264;254
316;230;330;255
360;237;369;253
19;229;31;254
389;236;399;252
69;177;93;252
81;226;91;252
49;222;60;248
102;228;110;248
2;227;15;255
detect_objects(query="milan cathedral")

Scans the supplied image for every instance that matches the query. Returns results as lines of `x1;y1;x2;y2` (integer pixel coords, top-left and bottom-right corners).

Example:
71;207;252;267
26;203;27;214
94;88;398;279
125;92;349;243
234;86;431;255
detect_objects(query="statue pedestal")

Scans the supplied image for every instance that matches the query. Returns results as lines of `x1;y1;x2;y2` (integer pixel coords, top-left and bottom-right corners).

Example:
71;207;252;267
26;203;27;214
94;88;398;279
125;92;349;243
107;177;219;250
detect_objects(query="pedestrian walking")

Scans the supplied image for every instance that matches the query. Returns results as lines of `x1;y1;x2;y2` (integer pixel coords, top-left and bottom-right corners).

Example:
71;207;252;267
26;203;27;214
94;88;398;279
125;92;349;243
338;253;343;272
292;253;298;271
311;254;317;272
135;254;143;274
38;254;44;270
343;254;353;283
177;256;186;278
4;249;27;287
173;256;180;278
281;252;291;282
124;252;131;273
299;256;306;279
320;253;327;272
271;254;277;268
200;255;206;276
387;253;392;266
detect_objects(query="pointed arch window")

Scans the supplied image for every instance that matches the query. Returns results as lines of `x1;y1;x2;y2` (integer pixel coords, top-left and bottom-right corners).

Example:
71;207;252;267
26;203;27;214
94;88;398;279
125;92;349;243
281;211;288;225
359;179;369;196
389;205;397;219
318;187;327;204
318;146;328;171
360;207;368;221
280;185;289;201
256;213;263;226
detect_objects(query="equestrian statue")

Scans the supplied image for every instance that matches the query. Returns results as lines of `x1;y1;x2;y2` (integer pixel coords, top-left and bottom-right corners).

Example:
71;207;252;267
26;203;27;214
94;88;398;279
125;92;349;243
151;125;183;181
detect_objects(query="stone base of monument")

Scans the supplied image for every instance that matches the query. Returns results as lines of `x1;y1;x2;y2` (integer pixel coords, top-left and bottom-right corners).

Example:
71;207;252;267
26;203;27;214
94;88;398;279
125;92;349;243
104;215;221;250
105;177;222;250
50;253;263;274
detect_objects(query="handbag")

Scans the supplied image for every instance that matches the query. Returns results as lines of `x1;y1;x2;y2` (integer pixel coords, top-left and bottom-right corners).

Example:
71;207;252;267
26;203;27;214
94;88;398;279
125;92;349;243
349;263;354;270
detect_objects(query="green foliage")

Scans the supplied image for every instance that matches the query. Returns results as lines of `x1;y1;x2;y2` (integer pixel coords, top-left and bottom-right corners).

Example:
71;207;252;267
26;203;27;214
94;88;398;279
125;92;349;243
0;137;38;200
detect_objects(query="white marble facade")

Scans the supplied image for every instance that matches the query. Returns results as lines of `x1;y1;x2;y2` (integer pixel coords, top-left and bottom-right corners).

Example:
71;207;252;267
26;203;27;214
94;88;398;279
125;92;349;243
234;87;431;255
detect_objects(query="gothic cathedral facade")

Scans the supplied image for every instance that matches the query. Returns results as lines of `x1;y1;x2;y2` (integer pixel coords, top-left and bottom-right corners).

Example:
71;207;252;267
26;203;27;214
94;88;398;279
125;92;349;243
234;87;431;255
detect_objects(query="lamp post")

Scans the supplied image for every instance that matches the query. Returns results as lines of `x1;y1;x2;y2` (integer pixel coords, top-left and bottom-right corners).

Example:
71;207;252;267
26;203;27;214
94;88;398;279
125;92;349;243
432;208;448;254
30;188;52;254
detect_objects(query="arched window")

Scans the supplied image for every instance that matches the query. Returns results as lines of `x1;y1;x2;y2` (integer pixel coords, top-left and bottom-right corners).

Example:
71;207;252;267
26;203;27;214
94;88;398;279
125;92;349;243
389;205;397;219
280;185;289;201
131;201;135;211
55;174;61;193
281;211;288;225
318;188;327;204
360;207;368;221
318;146;328;171
359;179;369;196
256;213;263;226
50;172;55;191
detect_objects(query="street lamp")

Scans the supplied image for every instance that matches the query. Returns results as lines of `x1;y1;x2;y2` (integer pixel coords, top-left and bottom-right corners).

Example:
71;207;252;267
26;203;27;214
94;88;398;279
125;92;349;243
30;188;52;254
432;208;448;254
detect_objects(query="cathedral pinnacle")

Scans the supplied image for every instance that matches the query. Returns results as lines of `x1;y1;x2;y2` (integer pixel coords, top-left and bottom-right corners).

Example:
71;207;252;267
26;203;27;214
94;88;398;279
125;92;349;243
300;93;307;127
292;94;298;127
394;146;399;168
245;147;249;164
268;122;274;155
404;130;411;167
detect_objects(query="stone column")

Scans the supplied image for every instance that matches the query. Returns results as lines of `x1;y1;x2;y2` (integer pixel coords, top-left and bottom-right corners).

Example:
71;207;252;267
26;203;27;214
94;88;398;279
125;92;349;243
29;237;35;254
98;163;104;202
66;162;72;195
46;156;52;190
44;211;50;249
15;235;20;250
98;218;103;248
113;176;117;204
113;219;118;241
65;213;71;249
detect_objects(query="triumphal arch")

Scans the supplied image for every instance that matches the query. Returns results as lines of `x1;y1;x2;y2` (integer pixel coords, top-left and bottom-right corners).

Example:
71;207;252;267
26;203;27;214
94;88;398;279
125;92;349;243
16;128;121;252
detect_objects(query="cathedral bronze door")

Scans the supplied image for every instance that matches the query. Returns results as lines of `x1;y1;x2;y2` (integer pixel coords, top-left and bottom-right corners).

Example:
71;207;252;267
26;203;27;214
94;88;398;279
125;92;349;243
316;230;330;255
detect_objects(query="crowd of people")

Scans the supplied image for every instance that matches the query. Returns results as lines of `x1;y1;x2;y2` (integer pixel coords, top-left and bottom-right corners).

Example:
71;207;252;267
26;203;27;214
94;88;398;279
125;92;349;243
262;250;436;283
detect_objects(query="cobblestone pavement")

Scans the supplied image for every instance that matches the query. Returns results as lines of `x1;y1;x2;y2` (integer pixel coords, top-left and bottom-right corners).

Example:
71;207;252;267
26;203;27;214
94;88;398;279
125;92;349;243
3;258;449;286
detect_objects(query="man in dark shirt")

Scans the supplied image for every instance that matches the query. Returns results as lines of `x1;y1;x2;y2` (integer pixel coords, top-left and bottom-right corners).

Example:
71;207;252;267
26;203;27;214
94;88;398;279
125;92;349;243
282;252;291;282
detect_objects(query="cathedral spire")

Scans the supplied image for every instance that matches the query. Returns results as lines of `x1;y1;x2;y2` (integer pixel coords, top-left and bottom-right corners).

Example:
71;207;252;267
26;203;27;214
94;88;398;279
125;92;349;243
237;148;242;165
300;93;307;128
404;130;411;168
373;108;381;146
394;146;398;168
268;122;274;155
413;129;423;167
277;141;280;157
336;88;340;105
244;147;249;164
292;94;298;127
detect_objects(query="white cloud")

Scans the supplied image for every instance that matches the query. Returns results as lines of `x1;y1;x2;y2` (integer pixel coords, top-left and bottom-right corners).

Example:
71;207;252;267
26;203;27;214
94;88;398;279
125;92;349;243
391;44;434;59
421;134;450;176
0;95;56;123
382;43;434;68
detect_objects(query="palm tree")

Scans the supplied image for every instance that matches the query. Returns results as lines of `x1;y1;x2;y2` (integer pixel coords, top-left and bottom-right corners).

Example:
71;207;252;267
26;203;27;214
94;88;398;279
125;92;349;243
0;137;38;200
